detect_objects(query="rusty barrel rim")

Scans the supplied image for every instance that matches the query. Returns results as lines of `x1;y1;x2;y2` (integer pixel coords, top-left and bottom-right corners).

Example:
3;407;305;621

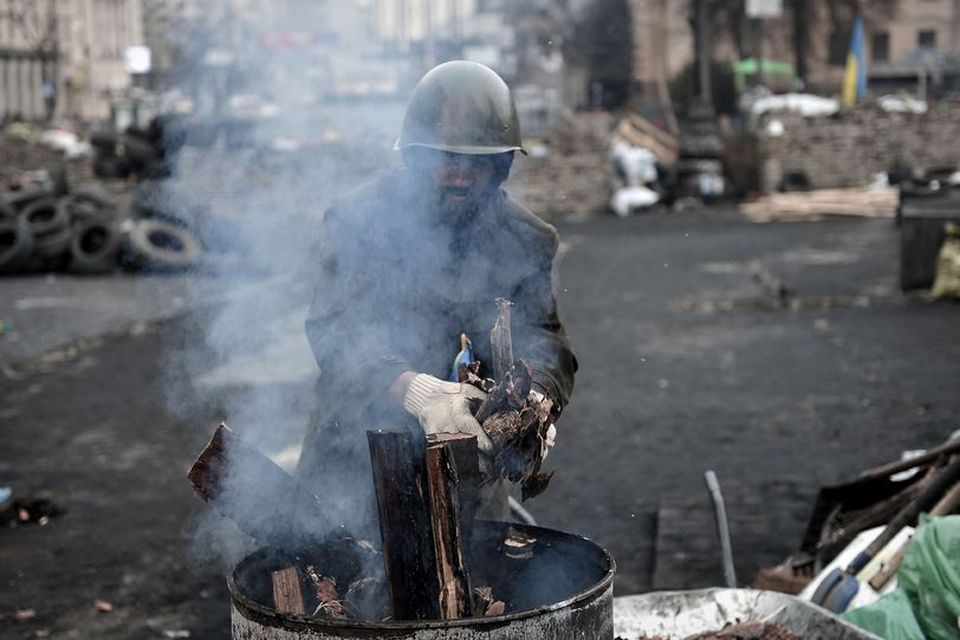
228;521;616;633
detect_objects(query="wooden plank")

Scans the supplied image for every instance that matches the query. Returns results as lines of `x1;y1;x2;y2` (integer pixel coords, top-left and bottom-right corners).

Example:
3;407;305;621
271;567;306;615
490;298;514;382
367;429;440;621
425;441;473;619
186;423;327;550
426;433;480;549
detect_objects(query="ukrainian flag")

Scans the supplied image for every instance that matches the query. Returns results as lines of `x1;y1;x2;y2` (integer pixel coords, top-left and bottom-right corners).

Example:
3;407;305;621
842;15;867;107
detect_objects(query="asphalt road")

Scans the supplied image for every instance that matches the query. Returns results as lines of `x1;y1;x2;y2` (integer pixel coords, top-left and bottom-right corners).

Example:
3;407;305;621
2;208;959;639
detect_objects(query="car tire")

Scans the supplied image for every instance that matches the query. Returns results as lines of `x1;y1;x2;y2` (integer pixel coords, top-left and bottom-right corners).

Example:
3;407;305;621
0;219;36;273
69;219;121;274
123;218;202;272
20;197;68;238
8;188;54;212
0;198;16;222
59;191;116;222
34;225;73;260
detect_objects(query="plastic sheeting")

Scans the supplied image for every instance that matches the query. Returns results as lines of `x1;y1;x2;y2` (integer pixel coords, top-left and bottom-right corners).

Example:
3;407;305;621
844;515;960;640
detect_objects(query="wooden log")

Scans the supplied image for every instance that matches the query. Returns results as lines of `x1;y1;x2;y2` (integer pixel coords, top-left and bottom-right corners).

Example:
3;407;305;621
425;440;474;619
271;567;306;615
367;429;440;621
859;437;960;481
187;423;328;550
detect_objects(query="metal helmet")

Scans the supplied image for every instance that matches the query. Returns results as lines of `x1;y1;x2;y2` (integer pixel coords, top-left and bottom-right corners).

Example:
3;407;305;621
398;60;524;155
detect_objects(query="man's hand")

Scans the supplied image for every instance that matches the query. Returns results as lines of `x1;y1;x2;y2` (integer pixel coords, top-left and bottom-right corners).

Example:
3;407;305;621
400;373;493;452
529;389;557;460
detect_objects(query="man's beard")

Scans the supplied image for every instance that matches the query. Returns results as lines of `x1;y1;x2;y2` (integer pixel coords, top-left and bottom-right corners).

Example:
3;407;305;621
435;184;498;226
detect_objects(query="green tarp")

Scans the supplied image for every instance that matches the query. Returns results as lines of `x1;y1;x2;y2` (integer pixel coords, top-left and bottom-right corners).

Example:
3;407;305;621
843;515;960;640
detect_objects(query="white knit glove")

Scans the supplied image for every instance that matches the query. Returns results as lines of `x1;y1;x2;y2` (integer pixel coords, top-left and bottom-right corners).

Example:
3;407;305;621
402;374;492;452
529;389;557;460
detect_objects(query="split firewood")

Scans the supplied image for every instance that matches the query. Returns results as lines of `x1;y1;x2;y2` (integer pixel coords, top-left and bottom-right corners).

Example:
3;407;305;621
343;576;389;621
425;439;473;619
187;422;377;605
484;600;506;616
426;433;481;549
188;423;327;551
472;586;506;617
471;357;555;499
490;298;514;381
271;567;306;615
459;299;558;499
306;566;345;618
367;429;441;621
504;526;537;560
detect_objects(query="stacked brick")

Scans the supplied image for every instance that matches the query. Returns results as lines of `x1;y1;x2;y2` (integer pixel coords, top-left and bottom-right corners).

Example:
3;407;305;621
507;112;614;222
757;98;960;193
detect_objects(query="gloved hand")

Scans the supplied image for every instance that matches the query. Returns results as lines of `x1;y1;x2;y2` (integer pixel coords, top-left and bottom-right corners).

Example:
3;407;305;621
529;389;557;460
402;374;492;452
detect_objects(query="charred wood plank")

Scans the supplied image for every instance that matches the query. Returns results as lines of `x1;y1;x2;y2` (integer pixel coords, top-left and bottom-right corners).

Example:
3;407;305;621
187;423;328;550
425;439;474;619
490;298;514;381
426;433;480;548
367;429;440;621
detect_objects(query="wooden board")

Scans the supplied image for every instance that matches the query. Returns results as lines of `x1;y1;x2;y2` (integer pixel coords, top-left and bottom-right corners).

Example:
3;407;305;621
367;429;440;621
272;567;306;615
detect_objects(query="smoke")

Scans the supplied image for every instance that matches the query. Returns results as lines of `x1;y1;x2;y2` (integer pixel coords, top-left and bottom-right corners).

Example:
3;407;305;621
157;2;576;610
157;0;406;567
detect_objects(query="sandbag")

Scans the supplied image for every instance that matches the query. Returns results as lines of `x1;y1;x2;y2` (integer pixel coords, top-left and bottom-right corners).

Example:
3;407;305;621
931;223;960;300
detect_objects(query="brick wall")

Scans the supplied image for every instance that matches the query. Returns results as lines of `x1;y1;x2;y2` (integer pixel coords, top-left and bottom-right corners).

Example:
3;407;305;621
757;99;960;193
507;112;613;222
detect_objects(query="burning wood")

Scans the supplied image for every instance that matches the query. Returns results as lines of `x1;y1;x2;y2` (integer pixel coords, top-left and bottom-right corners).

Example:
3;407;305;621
472;586;506;617
306;566;346;618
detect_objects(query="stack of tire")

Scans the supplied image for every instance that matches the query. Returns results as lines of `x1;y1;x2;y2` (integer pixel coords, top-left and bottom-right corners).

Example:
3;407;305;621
0;188;202;275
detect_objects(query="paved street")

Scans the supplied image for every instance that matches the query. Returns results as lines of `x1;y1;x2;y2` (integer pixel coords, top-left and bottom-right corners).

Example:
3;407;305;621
2;208;959;639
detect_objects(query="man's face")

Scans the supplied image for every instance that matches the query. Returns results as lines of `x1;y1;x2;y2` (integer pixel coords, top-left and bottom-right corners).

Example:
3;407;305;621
405;148;513;217
432;152;498;207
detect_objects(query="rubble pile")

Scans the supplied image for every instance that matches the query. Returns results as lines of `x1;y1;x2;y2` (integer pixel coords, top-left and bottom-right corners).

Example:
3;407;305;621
509;111;613;221
757;98;960;193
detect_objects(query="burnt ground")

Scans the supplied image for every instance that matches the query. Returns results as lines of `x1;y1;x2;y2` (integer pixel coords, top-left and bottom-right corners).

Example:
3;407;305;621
2;207;960;638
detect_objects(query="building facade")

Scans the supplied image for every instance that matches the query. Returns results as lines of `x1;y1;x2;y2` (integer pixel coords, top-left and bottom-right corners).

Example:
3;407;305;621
627;0;960;107
0;0;144;122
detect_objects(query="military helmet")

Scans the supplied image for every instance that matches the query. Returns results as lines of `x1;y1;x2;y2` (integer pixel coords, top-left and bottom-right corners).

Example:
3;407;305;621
398;60;524;155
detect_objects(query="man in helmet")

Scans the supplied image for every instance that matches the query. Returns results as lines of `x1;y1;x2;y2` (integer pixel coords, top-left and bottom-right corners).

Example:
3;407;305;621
298;61;576;524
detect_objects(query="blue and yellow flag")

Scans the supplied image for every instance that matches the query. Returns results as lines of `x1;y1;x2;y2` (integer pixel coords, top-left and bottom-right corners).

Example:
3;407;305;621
842;16;867;107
